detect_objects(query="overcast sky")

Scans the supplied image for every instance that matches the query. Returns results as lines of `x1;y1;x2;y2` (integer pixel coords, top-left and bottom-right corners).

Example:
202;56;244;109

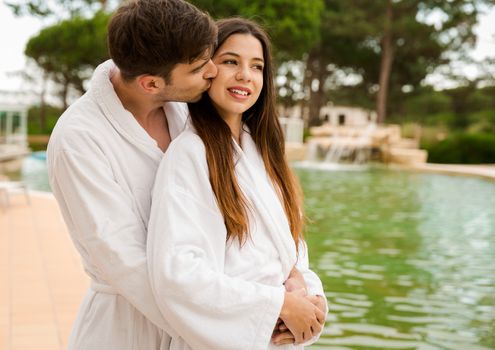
1;2;494;92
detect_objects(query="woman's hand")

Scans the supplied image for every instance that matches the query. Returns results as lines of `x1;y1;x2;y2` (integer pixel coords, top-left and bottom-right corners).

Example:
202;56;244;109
271;320;295;345
279;289;325;344
307;295;327;317
284;266;307;294
273;294;327;345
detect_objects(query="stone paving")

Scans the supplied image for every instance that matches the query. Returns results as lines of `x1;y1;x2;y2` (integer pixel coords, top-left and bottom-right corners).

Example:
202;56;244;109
410;163;495;181
1;193;88;350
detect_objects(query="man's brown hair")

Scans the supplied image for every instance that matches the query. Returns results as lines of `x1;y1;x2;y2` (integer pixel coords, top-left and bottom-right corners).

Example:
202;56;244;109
108;0;217;82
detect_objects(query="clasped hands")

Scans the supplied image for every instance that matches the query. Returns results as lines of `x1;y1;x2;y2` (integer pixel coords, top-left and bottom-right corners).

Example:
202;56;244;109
272;267;326;346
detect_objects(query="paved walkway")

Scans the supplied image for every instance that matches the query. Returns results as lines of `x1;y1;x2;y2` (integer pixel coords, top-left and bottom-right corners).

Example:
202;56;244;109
1;193;88;350
410;163;495;181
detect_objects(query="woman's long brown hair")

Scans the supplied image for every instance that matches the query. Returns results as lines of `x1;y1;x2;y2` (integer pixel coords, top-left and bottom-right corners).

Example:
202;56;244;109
188;18;304;248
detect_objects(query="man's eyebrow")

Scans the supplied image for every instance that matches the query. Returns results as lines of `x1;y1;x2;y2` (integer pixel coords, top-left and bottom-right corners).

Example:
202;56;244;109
219;52;264;62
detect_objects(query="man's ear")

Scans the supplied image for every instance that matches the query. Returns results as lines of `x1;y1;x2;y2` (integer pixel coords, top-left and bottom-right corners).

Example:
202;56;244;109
136;75;164;93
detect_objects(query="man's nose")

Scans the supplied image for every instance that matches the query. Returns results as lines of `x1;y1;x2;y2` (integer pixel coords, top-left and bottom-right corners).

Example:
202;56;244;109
203;60;217;79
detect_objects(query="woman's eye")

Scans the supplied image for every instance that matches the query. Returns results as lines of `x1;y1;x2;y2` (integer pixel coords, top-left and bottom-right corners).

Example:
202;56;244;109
253;65;264;71
223;60;237;65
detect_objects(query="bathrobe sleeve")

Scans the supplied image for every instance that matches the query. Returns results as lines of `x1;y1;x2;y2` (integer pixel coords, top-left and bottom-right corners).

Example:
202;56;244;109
296;241;326;299
147;134;285;350
295;241;328;345
48;129;173;333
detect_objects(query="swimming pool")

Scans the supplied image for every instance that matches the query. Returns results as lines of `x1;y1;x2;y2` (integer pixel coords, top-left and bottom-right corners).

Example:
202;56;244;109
296;166;495;349
19;153;495;349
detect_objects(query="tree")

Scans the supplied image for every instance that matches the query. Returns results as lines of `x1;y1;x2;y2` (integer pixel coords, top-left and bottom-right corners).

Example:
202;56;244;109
8;0;114;123
189;0;323;61
6;0;113;18
301;0;495;125
25;11;110;109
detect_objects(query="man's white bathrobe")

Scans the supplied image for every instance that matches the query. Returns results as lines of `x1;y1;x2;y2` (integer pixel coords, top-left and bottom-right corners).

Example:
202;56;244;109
148;126;327;350
47;60;187;349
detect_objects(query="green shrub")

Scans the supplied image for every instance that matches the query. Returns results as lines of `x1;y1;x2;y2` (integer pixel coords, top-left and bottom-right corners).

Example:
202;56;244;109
467;109;495;124
465;90;495;112
468;120;495;134
426;132;495;164
418;125;450;147
426;112;459;127
302;129;309;142
28;105;64;135
402;91;452;120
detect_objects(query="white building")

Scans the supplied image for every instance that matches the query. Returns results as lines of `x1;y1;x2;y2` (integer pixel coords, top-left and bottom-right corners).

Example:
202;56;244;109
278;103;376;127
277;103;376;146
319;105;377;126
0;91;30;168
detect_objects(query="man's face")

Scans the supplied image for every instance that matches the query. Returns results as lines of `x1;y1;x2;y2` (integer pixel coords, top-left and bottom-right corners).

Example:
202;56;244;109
159;50;218;103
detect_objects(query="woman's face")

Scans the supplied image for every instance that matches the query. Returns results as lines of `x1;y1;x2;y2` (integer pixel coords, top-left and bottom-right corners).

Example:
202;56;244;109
208;33;264;121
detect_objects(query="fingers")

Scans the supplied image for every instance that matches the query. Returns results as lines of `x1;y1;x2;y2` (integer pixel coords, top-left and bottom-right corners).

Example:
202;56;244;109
311;317;323;335
296;325;314;344
272;318;283;337
272;330;295;345
306;295;320;304
301;329;312;343
289;319;322;345
315;305;326;325
297;320;321;345
291;288;307;297
307;295;326;311
280;292;325;344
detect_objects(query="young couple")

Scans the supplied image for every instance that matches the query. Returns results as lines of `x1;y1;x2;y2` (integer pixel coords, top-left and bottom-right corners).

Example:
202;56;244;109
47;0;327;349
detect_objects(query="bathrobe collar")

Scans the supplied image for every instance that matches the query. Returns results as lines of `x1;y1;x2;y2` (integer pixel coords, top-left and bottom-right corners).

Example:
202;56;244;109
89;60;186;161
234;127;298;279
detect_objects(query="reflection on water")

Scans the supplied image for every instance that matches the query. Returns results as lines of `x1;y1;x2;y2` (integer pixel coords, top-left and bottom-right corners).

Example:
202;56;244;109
298;167;495;349
20;153;51;192
18;155;495;349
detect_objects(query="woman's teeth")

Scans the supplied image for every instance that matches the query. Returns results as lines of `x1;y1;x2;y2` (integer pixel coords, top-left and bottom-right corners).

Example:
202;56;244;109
229;89;249;96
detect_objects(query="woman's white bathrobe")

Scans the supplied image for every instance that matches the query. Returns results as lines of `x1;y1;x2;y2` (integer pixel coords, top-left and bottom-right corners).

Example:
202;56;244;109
148;126;327;350
47;60;187;349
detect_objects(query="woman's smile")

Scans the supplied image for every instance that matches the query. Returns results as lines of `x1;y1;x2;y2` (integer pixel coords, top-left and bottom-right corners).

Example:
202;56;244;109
208;33;264;121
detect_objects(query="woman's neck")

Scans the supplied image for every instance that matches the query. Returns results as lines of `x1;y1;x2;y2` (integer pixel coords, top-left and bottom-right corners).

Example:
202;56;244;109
222;113;243;145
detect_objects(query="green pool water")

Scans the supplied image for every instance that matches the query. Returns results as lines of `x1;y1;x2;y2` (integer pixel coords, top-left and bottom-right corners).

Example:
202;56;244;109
18;154;495;349
297;166;495;350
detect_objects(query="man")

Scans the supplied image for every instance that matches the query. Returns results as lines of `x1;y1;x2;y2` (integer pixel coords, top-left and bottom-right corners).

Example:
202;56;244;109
48;0;217;348
48;0;326;349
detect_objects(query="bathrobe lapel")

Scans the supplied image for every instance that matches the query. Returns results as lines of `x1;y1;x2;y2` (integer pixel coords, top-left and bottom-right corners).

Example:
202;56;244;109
90;60;186;163
233;129;297;279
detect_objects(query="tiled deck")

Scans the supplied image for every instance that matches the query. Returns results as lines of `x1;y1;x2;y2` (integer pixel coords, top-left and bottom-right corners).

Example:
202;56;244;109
411;163;495;181
1;193;88;350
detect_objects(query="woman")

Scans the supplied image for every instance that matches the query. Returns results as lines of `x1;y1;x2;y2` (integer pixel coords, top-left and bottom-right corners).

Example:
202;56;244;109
147;18;327;349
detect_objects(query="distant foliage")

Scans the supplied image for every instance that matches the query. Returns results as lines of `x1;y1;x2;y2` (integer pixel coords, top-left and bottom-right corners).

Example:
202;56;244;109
426;133;495;164
395;85;495;133
189;0;324;60
25;11;110;108
467;110;495;134
27;105;64;135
